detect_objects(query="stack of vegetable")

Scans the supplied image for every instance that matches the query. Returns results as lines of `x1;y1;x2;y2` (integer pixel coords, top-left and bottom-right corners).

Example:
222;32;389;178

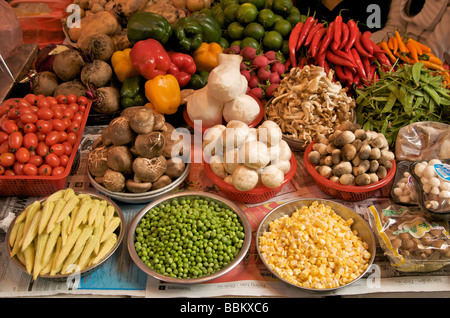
378;31;450;87
289;15;392;89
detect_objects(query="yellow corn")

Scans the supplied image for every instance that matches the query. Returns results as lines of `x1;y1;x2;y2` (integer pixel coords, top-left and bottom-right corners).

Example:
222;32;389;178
45;198;66;234
104;204;115;229
33;232;49;280
52;227;82;275
38;200;55;235
71;196;93;232
88;199;100;226
77;235;98;270
62;225;93;274
22;201;41;236
49;237;62;275
24;243;35;275
9;219;23;248
63;188;75;201
15;200;39;225
41;223;61;270
73;225;94;254
94;200;107;228
100;217;121;243
16;249;26;267
10;222;25;257
91;233;117;266
45;189;64;203
56;195;80;223
93;213;105;255
61;214;72;246
21;210;42;252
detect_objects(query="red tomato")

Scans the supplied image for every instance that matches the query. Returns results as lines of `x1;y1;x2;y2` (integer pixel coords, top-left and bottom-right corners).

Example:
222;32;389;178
59;131;68;142
36;120;53;134
59;154;69;167
45;153;60;168
24;94;38;106
36;98;50;109
0;166;5;175
51;118;66;132
66;132;77;146
0;141;10;154
62;141;73;155
1;119;18;134
78;104;86;113
23;133;39;150
8;131;23;150
28;154;43;167
36;131;46;142
0;152;15;166
72;112;83;123
20;112;38;124
0;131;8;143
22;163;38;176
36;94;46;101
52;108;64;119
51;166;66;176
62;117;72;129
6;108;20;120
45;131;61;146
50;143;65;156
66;94;77;104
38;164;52;176
77;96;89;106
36;142;49;158
15;147;30;164
56;95;67;104
17;99;32;108
67;122;80;134
23;123;37;134
63;108;74;120
45;96;58;106
4;169;15;176
36;108;54;120
67;102;79;113
13;161;24;175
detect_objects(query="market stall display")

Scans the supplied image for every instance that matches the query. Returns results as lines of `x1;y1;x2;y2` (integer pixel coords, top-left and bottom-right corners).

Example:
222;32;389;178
1;0;450;297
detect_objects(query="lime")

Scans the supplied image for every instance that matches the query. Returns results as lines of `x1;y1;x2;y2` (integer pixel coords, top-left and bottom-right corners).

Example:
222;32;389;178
236;3;258;24
257;8;275;28
227;21;245;40
240;37;260;50
273;14;283;23
230;40;242;48
224;3;240;23
239;0;265;10
281;39;289;55
271;0;293;16
273;18;292;37
243;22;265;41
263;30;283;50
286;9;301;27
221;0;239;9
219;37;230;49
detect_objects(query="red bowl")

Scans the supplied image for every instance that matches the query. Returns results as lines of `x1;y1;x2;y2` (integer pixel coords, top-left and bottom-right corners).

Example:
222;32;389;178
183;93;264;133
204;151;297;204
304;140;396;201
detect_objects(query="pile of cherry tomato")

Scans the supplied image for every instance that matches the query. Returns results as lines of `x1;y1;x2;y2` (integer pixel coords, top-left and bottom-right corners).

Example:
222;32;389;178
0;94;89;177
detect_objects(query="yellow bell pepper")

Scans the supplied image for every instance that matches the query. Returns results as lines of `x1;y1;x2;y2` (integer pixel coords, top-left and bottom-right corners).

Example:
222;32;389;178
111;48;139;82
192;42;223;72
144;74;181;115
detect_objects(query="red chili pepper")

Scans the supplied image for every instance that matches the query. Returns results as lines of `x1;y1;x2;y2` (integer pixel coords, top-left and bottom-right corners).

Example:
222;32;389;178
344;20;358;52
354;31;373;58
338;22;349;50
289;22;303;67
304;23;323;46
343;66;354;85
296;17;316;51
361;56;371;78
318;22;335;56
361;31;374;55
374;52;392;70
326;50;356;68
371;41;386;54
351;47;367;79
331;47;356;65
334;65;348;83
309;27;327;58
369;63;377;81
331;15;342;51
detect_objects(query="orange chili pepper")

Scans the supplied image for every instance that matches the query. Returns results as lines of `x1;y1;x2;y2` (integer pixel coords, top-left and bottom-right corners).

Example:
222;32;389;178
388;36;398;54
380;41;397;63
407;38;422;55
421;60;447;71
408;38;432;53
395;31;408;53
428;55;443;65
406;42;418;63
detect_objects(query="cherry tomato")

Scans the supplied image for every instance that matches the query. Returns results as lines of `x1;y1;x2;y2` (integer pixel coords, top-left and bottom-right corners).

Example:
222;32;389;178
37;107;54;120
67;102;79;113
67;122;80;134
45;153;60;168
36;131;46;142
7;108;20;120
62;117;72;129
78;104;86;113
28;154;43;167
56;95;67;104
66;94;77;104
12;161;24;175
59;131;68;142
38;164;52;176
23;123;37;134
0;141;10;154
20;112;39;124
72;112;83;123
17;98;32;108
36;120;53;134
62;141;73;155
66;132;77;146
0;131;8;143
36;94;46;101
1;119;18;134
24;94;38;106
51;166;66;176
8;131;23;150
4;169;15;176
0;166;5;175
0;152;15;166
50;143;65;156
23;133;39;150
36;98;50;109
63;108;74;120
45;131;61;146
45;96;58;106
36;142;49;158
22;163;38;176
52;107;64;119
77;96;89;106
51;118;67;132
59;154;69;167
15;147;30;164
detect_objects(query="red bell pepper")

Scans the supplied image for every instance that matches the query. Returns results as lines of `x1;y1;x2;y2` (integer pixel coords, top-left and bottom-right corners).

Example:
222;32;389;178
129;39;172;80
167;52;197;88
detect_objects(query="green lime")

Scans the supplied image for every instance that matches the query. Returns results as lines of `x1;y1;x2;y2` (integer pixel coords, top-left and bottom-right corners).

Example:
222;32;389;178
224;3;240;23
239;0;265;10
281;39;289;55
221;0;239;9
271;0;293;16
243;22;265;41
230;40;242;48
240;37;260;50
227;21;245;40
263;30;283;50
236;3;258;24
273;18;292;37
286;9;301;27
257;8;275;28
219;37;230;49
273;14;283;23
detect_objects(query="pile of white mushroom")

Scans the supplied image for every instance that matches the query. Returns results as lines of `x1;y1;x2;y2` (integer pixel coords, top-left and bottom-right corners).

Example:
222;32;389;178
265;65;355;145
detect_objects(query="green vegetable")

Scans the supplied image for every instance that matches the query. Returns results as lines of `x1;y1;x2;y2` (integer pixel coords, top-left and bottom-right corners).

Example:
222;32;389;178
120;77;146;108
134;197;245;279
188;71;209;90
171;17;204;53
189;9;223;44
355;63;450;146
127;12;173;45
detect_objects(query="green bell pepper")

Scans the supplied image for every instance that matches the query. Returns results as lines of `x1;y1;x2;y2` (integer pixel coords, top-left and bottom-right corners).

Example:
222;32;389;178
188;71;209;90
127;12;173;45
189;9;223;44
120;77;146;108
172;17;204;52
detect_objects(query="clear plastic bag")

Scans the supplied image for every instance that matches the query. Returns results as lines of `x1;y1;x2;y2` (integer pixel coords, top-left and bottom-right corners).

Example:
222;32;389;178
0;0;23;59
395;122;450;161
369;203;450;272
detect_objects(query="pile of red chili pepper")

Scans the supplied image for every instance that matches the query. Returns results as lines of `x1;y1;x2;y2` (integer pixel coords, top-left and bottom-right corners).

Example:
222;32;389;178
288;15;392;88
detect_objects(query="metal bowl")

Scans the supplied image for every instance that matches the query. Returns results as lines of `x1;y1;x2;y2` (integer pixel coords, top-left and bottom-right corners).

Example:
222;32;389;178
5;191;125;281
127;191;252;284
87;163;191;204
256;198;376;292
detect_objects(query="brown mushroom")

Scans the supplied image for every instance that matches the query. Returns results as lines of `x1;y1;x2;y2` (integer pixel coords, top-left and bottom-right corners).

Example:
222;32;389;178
107;145;133;174
151;175;172;190
88;146;109;177
106;116;137;146
129;108;155;134
125;178;153;193
132;155;167;183
134;132;166;158
165;157;186;179
95;169;126;192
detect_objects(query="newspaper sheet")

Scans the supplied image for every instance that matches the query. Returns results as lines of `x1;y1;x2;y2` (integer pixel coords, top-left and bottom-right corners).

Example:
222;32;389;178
0;125;449;298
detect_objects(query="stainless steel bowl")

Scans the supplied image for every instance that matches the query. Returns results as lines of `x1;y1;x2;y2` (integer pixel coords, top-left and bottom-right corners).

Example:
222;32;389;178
6;191;125;281
87;163;191;204
256;198;376;292
127;191;252;284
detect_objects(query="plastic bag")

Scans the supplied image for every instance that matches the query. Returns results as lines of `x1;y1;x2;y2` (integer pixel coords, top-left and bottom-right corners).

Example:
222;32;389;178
395;122;450;161
0;0;23;59
368;203;450;272
390;160;419;206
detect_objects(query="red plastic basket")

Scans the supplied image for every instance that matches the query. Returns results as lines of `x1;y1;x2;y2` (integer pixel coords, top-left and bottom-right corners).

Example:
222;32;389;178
204;152;297;204
0;101;92;197
183;93;265;133
304;141;396;201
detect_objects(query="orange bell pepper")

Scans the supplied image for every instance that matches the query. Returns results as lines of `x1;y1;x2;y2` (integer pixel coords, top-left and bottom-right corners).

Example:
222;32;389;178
192;42;223;72
144;74;181;115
